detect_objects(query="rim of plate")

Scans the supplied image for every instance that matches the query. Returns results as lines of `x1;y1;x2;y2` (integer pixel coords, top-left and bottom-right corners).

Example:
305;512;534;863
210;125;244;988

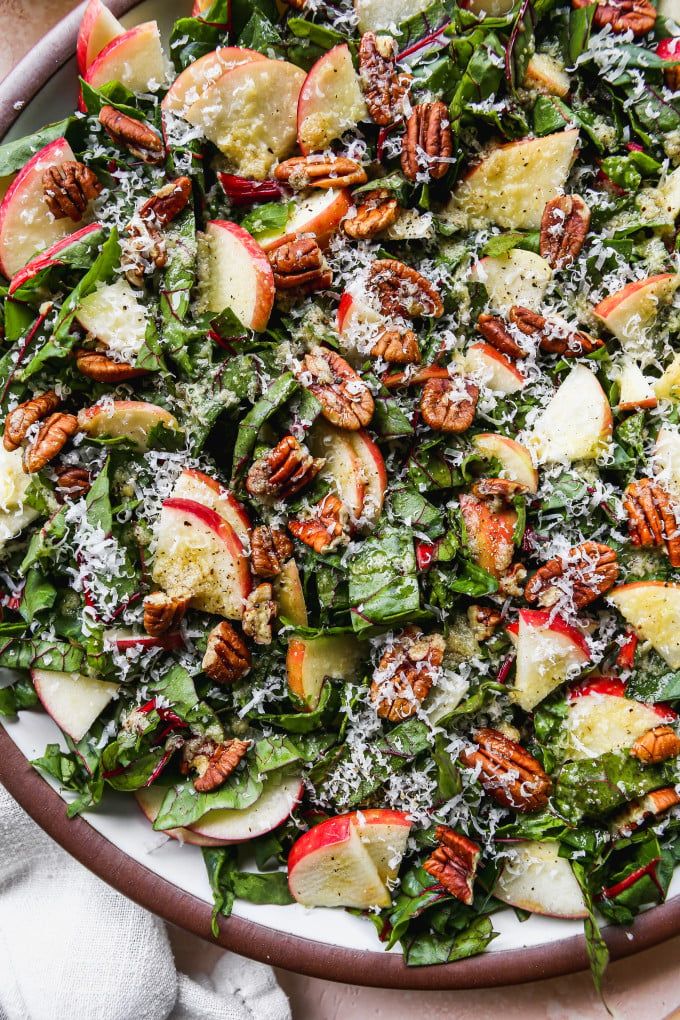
1;0;680;989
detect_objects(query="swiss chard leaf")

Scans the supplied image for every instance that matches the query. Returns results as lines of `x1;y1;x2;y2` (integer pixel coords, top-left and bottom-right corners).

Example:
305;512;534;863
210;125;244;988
348;526;420;633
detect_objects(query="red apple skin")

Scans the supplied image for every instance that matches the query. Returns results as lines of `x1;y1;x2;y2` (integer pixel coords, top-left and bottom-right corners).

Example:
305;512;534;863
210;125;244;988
113;632;185;652
287;809;411;877
8;223;102;296
259;190;352;253
568;675;677;720
77;0;123;75
206;219;275;332
135;791;227;847
179;468;252;538
162;497;247;560
657;37;680;61
468;342;527;385
519;609;592;660
80;22;162;112
286;637;309;704
459;492;516;578
594;274;678;320
337;291;354;333
347;430;387;523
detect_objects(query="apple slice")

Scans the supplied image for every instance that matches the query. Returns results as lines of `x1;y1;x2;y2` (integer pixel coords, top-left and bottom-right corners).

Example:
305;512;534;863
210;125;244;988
493;841;588;918
185;59;305;179
258;188;351;252
135;786;226;847
472;433;538;493
83;22;167;97
197;220;275;331
286;632;364;709
511;609;590;712
655;354;680;400
152;497;251;620
565;677;676;760
523;53;570;97
171;468;251;546
336;288;384;356
0;138;91;279
0;444;39;550
528;364;612;464
187;772;304;842
77;0;124;75
297;45;368;154
32;668;119;742
617;359;657;412
652;425;680;500
466;342;527;394
106;628;185;653
162;47;266;117
288;809;411;908
77;400;180;450
469;251;553;310
347;430;387;528
354;0;432;32
608;582;680;670
446;130;579;230
308;421;366;521
75;278;148;360
593;274;679;349
8;223;103;297
274;558;308;627
459;492;516;579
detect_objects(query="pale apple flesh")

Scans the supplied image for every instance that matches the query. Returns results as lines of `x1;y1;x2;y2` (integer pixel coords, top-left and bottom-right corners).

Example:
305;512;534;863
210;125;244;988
8;223;103;297
652;426;680;500
77;400;180;450
197;220;275;331
617;359;657;412
162;47;266;116
274;558;308;627
528;364;612;464
32;668;119;743
354;0;432;32
565;681;676;760
187;772;304;842
258;188;351;252
172;468;252;545
472;433;538;492
286;633;364;709
308;420;366;522
608;582;680;670
346;430;387;528
511;609;591;712
297;44;368;154
75;278;148;359
492;841;588;918
83;21;167;97
0;444;39;550
466;342;527;394
77;0;125;75
135;786;226;847
593;274;679;350
469;250;553;310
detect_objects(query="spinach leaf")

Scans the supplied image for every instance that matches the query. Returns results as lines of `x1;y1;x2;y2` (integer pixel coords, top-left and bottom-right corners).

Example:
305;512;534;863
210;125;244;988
0;120;72;177
231;372;299;478
348;526;420;633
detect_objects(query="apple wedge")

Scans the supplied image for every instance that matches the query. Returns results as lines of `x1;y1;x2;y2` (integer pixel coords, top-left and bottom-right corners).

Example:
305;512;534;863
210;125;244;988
528;364;612;464
0;445;39;550
336;288;384;350
196;220;275;331
152;497;252;620
0;138;91;279
565;677;676;760
274;558;308;627
594;274;679;350
258;188;351;252
446;130;579;230
652;426;680;499
469;251;553;310
472;433;538;493
617;359;657;412
32;668;119;742
347;430;387;528
655;354;680;400
75;278;148;360
135;786;226;847
354;0;432;32
308;421;366;521
523;53;570;97
162;47;266;117
493;841;588;918
184;58;305;179
83;21;167;97
459;492;517;580
297;45;368;154
187;772;304;843
77;400;180;450
172;468;251;546
466;342;527;394
106;628;185;653
288;809;411;908
510;609;591;712
286;632;364;709
8;223;103;297
608;582;680;670
77;0;124;75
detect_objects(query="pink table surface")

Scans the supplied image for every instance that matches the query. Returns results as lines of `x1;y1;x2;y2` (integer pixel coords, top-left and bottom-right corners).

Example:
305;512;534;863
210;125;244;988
3;3;680;1015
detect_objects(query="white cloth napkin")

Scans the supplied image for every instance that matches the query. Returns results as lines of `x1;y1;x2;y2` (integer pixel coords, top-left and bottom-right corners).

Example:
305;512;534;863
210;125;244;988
0;785;291;1020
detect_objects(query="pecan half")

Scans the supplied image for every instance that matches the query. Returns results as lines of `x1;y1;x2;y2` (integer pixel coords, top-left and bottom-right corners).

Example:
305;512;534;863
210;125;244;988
54;465;91;500
370;327;421;364
508;305;603;357
268;237;331;292
477;313;526;360
460;728;552;813
288;493;349;553
74;349;149;383
143;591;190;636
242;582;277;645
24;413;79;473
246;435;324;500
630;725;680;765
525;541;619;610
137;176;192;227
3;391;60;451
299;346;374;430
251;526;294;578
368;259;444;319
610;786;680;838
193;739;251;793
358;33;410;126
202;620;252;683
381;365;450;389
343;189;400;240
401;101;453;182
467;605;503;642
665;63;680;93
42;161;101;221
539;195;591;270
624;478;680;568
274;155;367;190
421;377;478;432
471;478;528;501
99;106;165;164
121;223;166;287
370;628;445;722
572;0;656;34
423;826;481;905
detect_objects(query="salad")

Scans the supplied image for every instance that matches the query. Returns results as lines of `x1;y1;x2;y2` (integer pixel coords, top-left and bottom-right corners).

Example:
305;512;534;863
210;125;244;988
2;0;680;984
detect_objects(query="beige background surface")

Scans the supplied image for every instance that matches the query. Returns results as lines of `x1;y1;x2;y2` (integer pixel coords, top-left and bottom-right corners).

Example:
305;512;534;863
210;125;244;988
2;1;680;1015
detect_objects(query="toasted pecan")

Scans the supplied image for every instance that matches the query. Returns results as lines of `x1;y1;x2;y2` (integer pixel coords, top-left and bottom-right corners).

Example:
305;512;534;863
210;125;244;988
3;391;60;452
524;540;619;610
299;346;374;430
369;259;444;319
370;628;445;722
193;739;251;793
358;33;411;126
630;725;680;765
246;435;324;500
250;526;294;578
288;493;349;553
624;478;680;568
401;101;453;182
423;826;481;904
202;621;252;684
421;377;478;432
460;728;552;813
42;161;101;221
539;195;591;270
343;189;400;240
274;155;367;190
508;306;603;356
99;106;165;163
370;327;421;364
75;349;149;383
572;0;655;34
143;592;190;637
24;413;79;473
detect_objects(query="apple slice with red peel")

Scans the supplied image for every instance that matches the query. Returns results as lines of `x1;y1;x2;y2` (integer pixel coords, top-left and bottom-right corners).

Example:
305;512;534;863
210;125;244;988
608;582;680;670
652;426;680;500
162;47;266;116
523;53;570;97
83;22;167;98
617;359;657;412
172;468;251;546
32;668;119;742
594;274;679;350
466;342;527;394
8;223;103;297
493;841;588;918
78;400;180;451
346;431;387;528
106;628;185;653
288;809;411;908
75;278;149;359
0;138;91;279
258;188;352;252
77;0;124;75
152;497;251;620
511;609;591;711
187;772;304;843
565;676;676;760
287;633;364;710
197;220;275;331
472;433;538;493
308;421;366;522
469;251;553;310
185;59;305;179
528;364;612;464
135;787;226;847
354;0;432;32
275;559;308;628
459;492;517;579
0;445;38;550
655;353;680;400
297;45;368;154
